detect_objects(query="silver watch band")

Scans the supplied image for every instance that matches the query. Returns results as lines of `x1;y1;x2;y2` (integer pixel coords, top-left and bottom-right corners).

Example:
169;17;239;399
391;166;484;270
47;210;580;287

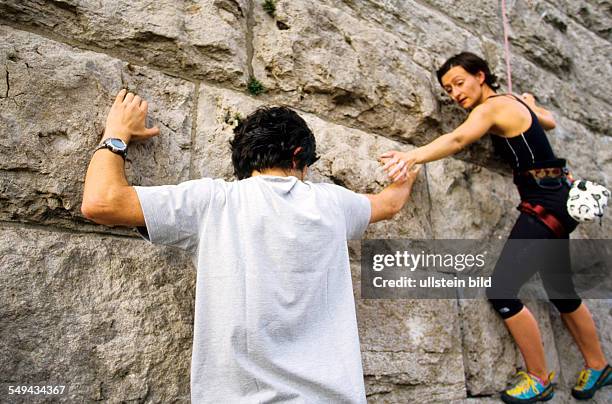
94;139;128;160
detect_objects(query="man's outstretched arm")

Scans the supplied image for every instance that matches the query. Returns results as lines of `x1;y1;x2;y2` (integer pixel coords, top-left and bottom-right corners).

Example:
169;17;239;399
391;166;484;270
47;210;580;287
81;89;160;226
365;165;421;223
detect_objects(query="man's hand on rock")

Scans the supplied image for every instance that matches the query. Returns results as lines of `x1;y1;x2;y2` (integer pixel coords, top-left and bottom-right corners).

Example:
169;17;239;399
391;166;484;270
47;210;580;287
103;89;160;144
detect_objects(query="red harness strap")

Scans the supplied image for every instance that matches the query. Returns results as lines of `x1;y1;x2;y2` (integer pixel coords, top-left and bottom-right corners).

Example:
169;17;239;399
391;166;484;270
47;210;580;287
518;201;566;238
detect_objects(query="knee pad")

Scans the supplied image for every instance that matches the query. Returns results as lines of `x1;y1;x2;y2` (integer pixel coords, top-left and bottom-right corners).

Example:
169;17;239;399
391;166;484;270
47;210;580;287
551;298;582;313
488;298;524;319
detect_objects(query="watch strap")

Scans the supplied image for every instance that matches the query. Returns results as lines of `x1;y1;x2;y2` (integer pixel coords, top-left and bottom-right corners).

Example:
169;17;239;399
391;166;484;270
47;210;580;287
94;138;128;160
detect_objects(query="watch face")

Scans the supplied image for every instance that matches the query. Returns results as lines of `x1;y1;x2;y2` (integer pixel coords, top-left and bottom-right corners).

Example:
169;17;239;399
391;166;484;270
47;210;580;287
109;138;126;150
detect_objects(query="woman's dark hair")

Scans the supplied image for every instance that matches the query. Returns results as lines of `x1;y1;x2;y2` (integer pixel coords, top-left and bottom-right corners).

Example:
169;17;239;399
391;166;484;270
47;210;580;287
230;106;319;180
436;52;500;90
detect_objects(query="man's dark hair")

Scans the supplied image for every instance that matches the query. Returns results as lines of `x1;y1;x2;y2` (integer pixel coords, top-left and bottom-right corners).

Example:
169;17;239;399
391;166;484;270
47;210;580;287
230;106;319;180
436;52;500;90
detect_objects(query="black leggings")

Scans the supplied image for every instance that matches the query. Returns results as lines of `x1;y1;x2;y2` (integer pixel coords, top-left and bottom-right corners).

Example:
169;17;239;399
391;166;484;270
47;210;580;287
487;212;582;319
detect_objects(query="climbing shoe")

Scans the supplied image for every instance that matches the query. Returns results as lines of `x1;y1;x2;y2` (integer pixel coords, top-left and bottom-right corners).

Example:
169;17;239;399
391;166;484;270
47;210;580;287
571;364;612;400
500;371;555;403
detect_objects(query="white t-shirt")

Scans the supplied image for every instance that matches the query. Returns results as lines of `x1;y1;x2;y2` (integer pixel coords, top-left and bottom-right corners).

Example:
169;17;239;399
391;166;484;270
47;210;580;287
134;175;371;403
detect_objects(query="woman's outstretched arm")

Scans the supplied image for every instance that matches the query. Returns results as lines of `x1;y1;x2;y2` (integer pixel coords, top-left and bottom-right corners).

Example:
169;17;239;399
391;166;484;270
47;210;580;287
381;103;495;182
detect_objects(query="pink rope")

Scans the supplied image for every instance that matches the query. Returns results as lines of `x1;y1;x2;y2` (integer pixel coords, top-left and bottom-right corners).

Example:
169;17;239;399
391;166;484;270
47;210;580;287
501;0;513;93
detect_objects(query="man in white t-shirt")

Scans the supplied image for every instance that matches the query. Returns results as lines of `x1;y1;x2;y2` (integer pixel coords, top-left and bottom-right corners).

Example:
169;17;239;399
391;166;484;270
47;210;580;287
82;89;420;403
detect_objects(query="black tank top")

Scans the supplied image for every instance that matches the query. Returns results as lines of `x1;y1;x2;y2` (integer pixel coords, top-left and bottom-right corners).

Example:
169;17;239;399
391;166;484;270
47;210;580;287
489;94;560;171
488;94;577;232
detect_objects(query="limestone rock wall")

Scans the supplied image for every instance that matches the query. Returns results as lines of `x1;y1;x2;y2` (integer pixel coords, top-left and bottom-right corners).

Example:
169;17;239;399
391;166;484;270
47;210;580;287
0;1;610;403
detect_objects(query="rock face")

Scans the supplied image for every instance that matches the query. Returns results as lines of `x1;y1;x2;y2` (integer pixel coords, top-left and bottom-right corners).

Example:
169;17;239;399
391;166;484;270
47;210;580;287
0;0;249;86
0;0;610;403
0;26;194;234
0;225;195;403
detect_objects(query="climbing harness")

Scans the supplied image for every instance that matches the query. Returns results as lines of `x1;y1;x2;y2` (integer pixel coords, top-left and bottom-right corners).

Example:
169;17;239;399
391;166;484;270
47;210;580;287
514;165;573;190
518;201;567;238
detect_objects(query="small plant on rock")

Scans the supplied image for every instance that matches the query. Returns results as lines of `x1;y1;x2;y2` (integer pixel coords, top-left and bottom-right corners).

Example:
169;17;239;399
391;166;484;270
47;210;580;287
247;77;265;96
233;113;243;126
263;0;276;17
222;109;243;127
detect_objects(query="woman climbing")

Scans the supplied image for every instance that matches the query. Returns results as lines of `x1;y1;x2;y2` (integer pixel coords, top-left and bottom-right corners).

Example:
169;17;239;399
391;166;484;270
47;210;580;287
380;52;611;403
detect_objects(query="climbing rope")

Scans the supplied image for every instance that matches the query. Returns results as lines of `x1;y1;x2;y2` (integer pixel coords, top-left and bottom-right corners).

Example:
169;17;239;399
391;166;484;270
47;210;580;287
500;0;513;93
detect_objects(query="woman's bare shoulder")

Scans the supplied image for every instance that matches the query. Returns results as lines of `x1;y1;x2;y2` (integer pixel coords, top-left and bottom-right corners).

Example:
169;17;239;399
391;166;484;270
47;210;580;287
482;95;532;136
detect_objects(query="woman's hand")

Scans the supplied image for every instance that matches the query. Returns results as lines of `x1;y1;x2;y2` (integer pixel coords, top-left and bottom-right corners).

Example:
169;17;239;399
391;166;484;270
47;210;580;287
520;92;556;130
521;92;536;109
380;150;420;182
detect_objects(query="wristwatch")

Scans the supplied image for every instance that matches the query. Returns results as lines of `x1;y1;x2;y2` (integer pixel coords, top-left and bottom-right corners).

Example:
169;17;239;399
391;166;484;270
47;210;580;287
94;138;128;160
